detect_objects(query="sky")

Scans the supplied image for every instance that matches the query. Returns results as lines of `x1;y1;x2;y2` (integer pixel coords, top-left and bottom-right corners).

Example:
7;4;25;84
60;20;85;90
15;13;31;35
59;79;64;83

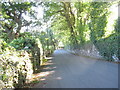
105;3;118;37
21;5;44;33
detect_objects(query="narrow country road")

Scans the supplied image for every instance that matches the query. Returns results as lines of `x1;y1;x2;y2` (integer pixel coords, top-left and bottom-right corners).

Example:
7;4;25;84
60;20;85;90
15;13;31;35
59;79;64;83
33;49;118;88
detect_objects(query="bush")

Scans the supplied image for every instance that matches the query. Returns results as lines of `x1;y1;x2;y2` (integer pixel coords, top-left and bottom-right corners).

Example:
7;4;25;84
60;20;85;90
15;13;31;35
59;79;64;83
114;17;120;33
0;31;9;42
95;33;119;61
0;31;55;88
9;37;44;73
9;37;35;50
0;39;33;88
94;17;120;61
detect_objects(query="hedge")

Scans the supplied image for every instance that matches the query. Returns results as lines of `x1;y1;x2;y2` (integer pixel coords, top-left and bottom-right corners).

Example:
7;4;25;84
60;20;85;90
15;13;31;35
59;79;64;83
95;33;119;61
0;39;33;88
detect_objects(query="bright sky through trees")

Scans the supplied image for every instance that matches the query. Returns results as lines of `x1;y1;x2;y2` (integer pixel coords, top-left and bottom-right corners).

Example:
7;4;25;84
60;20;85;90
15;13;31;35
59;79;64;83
20;2;118;34
105;3;118;37
0;1;119;88
21;5;44;33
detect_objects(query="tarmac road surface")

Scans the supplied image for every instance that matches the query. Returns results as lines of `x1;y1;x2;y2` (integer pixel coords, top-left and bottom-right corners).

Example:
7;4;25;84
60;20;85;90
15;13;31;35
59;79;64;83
33;49;118;88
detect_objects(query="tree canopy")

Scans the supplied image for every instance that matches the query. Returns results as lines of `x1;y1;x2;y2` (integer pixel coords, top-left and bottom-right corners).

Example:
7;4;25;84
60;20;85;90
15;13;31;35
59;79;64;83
0;1;119;89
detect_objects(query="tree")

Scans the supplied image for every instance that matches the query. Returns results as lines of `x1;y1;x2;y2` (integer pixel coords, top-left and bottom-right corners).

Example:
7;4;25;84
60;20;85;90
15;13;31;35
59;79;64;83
43;2;91;49
89;2;110;43
0;2;35;41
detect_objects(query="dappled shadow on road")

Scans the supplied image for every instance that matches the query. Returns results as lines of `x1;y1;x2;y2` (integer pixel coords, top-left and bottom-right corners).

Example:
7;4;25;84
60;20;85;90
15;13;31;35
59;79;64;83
32;58;59;88
33;49;118;88
33;50;66;88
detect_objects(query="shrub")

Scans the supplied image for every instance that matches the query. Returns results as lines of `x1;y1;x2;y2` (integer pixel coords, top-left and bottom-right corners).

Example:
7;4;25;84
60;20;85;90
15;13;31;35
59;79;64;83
95;33;119;61
0;39;33;88
94;17;120;61
9;37;35;50
9;36;44;73
114;17;120;33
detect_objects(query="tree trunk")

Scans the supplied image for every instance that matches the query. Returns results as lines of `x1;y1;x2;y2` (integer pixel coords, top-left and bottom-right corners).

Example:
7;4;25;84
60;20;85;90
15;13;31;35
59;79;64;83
62;2;78;49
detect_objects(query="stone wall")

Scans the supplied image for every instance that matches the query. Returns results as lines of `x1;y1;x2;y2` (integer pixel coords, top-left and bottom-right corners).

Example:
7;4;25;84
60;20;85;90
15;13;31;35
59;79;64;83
66;42;103;59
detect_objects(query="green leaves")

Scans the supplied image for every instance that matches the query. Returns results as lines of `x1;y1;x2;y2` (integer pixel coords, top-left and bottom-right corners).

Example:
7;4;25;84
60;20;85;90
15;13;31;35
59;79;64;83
2;74;7;81
114;17;120;33
9;36;35;50
90;10;119;61
0;2;36;42
89;2;110;41
0;43;33;88
10;37;24;50
95;33;119;61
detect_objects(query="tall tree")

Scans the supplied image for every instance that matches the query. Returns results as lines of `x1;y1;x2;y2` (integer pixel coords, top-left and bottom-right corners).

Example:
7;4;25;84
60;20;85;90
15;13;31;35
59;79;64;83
0;2;35;41
43;2;90;49
89;2;110;43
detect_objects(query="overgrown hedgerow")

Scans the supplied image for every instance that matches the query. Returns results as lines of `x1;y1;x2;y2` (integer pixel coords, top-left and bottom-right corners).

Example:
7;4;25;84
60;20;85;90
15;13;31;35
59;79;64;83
0;39;33;88
95;33;119;61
